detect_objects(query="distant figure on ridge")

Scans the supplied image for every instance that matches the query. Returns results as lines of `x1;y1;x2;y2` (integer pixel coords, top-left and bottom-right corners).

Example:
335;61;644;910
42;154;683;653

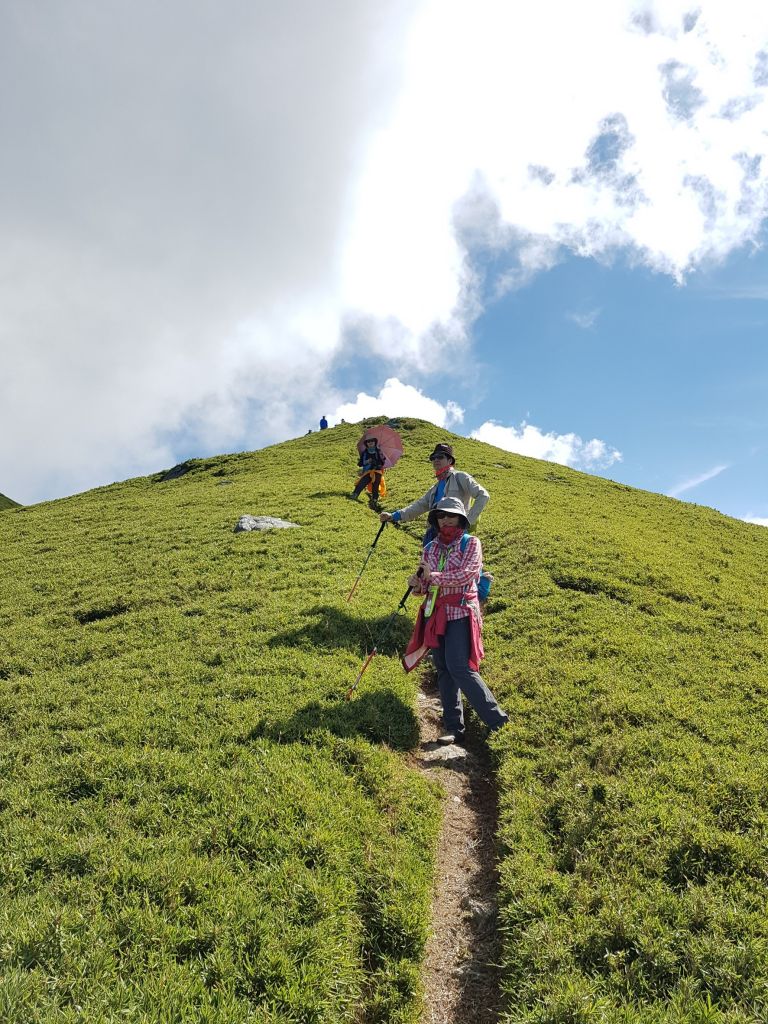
350;436;386;507
319;415;328;430
379;443;490;545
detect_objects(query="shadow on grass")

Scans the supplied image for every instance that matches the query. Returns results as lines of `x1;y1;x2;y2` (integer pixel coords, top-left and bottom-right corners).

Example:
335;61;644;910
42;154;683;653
244;688;420;751
267;604;414;656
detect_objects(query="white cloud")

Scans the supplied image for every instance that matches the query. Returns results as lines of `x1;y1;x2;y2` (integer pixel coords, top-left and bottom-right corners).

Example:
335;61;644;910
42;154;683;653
332;378;464;428
0;1;418;501
2;1;768;501
742;515;768;527
667;463;729;497
470;420;623;470
343;0;768;354
566;308;602;329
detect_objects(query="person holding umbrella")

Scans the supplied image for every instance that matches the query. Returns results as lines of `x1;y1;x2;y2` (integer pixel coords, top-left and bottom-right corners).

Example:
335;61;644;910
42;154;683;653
379;442;489;545
402;497;508;744
350;425;404;508
351;436;386;505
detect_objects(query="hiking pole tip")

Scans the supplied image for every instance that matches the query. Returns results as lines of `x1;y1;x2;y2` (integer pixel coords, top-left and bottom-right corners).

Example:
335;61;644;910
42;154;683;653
345;648;376;700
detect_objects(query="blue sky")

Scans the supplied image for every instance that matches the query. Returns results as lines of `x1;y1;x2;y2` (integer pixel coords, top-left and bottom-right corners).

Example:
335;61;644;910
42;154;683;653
470;244;768;521
327;243;768;525
2;1;768;525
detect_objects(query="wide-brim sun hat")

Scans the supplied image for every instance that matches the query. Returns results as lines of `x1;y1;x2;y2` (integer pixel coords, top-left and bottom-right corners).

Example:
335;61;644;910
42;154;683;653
427;443;455;462
428;495;469;530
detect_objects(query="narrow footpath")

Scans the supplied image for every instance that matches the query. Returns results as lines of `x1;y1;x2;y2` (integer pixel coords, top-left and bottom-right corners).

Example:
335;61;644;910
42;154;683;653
411;672;504;1024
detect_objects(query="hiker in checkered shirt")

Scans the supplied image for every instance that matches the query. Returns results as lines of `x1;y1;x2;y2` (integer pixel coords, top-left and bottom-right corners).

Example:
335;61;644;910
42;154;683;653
402;496;508;746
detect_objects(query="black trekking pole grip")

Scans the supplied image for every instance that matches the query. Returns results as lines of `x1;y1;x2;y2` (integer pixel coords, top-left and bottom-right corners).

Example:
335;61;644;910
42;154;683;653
378;567;425;647
397;565;424;608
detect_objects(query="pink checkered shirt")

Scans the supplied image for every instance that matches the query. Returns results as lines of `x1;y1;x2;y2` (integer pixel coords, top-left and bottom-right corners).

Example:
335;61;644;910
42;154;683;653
419;534;482;621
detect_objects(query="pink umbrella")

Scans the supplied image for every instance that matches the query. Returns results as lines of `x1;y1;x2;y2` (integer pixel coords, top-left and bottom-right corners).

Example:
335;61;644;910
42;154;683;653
357;425;403;469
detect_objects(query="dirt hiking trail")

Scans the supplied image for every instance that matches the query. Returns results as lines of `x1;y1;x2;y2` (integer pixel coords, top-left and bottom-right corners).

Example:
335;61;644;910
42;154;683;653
411;673;504;1024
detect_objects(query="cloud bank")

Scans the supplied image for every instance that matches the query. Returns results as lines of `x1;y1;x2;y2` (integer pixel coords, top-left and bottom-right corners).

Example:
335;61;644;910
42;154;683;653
331;378;464;428
2;1;768;501
345;0;768;358
0;1;417;501
470;421;623;470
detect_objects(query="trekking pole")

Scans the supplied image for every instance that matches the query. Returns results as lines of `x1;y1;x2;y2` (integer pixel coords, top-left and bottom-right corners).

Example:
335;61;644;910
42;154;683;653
345;521;387;602
345;568;423;700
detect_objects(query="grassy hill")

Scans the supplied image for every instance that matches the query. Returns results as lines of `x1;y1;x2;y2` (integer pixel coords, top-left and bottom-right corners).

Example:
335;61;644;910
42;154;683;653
1;419;767;1023
0;491;20;510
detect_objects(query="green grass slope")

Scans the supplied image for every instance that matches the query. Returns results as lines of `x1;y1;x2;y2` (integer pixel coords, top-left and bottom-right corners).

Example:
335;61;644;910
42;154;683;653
0;428;444;1024
472;446;768;1023
2;419;768;1023
0;491;20;510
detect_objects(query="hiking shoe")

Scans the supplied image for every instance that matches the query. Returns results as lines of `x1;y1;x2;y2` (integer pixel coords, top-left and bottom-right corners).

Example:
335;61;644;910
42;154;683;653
437;731;466;746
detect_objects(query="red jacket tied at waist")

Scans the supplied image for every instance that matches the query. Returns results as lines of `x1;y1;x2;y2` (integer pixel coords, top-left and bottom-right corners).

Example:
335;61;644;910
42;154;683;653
402;593;484;673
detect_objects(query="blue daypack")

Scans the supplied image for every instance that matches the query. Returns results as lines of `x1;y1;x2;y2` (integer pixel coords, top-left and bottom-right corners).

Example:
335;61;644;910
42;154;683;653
425;532;493;602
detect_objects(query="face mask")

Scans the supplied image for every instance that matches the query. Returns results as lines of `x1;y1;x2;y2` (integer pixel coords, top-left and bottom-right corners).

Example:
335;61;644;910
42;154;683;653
438;523;464;544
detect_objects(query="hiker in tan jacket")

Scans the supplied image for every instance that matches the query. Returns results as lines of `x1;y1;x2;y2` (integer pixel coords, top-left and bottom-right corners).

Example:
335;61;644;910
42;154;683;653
379;442;490;544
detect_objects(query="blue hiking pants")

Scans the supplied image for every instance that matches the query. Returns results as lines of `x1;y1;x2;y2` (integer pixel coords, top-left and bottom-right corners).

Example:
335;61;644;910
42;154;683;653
432;616;508;734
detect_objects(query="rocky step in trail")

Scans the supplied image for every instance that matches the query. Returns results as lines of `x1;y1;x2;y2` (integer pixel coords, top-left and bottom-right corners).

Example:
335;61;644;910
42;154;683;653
411;674;503;1024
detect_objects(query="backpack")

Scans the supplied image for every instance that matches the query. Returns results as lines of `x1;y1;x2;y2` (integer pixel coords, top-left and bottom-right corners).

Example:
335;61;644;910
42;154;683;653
425;533;494;602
